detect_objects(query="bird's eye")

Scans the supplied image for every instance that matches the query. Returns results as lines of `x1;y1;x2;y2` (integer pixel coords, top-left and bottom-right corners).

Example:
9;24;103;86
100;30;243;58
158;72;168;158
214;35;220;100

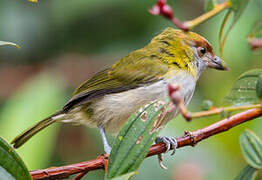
198;47;206;55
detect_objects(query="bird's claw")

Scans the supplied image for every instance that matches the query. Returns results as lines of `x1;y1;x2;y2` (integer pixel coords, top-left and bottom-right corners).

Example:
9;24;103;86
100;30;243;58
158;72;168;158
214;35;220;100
157;153;167;170
155;136;177;155
155;136;178;169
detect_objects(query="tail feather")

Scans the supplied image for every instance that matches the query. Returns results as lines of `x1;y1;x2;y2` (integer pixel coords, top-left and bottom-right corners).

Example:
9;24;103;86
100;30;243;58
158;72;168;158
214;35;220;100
11;111;63;148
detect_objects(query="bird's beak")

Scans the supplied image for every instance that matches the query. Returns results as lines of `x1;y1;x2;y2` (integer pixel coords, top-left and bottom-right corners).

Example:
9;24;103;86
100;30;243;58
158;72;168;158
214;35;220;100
207;56;229;71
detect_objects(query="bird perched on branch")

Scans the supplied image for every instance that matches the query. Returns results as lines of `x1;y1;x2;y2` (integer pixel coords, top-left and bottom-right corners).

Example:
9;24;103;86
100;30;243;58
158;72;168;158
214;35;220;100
12;27;228;156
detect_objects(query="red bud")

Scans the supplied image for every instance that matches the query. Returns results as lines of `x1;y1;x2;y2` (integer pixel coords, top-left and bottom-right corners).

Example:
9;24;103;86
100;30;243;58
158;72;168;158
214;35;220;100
149;0;174;20
149;5;160;15
161;5;173;19
158;0;166;7
168;84;180;96
170;91;182;104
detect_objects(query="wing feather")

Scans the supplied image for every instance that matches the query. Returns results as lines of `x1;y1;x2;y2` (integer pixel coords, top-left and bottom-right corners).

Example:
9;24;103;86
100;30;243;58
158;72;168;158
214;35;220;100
63;50;169;111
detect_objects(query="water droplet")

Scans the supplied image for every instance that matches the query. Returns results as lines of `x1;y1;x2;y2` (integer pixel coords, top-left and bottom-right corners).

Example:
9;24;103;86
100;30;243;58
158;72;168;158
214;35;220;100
140;111;148;122
136;135;144;144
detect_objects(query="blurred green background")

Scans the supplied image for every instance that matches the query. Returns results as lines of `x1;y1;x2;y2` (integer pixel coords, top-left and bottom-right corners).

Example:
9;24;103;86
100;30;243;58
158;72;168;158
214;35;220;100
0;0;261;179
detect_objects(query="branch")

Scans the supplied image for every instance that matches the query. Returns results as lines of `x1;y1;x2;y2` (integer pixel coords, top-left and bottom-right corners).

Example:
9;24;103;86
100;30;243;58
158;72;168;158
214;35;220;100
30;108;262;180
149;0;231;31
183;1;231;29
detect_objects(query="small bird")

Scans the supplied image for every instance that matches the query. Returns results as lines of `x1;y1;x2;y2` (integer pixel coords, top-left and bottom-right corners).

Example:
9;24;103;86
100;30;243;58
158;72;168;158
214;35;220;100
11;27;228;155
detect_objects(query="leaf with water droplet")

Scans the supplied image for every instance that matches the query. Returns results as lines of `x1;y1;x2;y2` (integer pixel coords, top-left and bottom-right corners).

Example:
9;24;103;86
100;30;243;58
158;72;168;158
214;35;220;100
224;69;262;106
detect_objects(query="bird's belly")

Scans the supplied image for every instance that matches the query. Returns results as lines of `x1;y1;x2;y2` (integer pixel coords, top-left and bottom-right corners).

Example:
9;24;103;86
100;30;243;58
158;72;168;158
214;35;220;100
90;72;196;133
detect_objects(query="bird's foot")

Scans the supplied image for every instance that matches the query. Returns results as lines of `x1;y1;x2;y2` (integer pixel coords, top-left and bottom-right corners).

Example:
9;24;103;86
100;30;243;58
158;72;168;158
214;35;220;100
155;136;177;155
155;136;178;169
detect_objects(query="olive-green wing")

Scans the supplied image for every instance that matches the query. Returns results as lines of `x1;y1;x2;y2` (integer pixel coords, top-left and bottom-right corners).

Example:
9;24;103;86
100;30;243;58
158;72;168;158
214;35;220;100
63;52;169;111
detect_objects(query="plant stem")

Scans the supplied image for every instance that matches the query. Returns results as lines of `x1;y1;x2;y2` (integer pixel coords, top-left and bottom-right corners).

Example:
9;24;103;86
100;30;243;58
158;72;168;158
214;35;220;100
184;1;231;29
190;104;262;119
219;10;231;56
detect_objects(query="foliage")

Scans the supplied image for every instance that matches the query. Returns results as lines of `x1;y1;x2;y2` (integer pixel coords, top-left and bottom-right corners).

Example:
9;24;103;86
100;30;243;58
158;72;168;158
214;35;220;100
240;130;262;169
236;129;262;180
110;172;137;180
219;0;252;55
0;136;31;180
106;99;170;179
204;0;216;12
235;165;257;180
224;69;262;106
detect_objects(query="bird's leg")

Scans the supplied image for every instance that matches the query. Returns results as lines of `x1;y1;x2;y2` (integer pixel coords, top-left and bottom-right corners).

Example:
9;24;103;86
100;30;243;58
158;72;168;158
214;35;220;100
98;126;111;154
155;136;178;169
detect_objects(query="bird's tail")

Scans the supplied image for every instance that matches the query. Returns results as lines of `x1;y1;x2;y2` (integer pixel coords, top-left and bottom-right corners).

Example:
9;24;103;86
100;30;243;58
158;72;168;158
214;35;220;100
11;110;64;148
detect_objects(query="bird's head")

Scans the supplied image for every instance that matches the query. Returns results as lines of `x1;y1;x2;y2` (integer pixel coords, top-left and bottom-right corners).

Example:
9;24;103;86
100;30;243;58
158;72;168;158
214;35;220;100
148;27;229;78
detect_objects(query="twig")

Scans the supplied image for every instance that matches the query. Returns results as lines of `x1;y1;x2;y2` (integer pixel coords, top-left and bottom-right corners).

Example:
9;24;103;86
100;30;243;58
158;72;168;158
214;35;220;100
188;104;262;119
73;171;89;180
184;1;231;29
30;154;108;180
149;0;231;31
167;84;262;121
219;9;231;56
30;108;262;179
149;0;188;31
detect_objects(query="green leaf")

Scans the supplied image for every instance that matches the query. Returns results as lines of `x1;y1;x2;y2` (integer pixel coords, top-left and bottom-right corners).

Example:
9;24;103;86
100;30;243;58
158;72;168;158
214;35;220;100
256;75;262;99
240;129;262;169
249;19;262;39
230;0;250;23
219;0;251;55
235;165;258;180
0;41;20;48
111;171;137;180
0;136;31;180
204;0;216;12
106;98;170;179
227;0;251;33
224;69;262;106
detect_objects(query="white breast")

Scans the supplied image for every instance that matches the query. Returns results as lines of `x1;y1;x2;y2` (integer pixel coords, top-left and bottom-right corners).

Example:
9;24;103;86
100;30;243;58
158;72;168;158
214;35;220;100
91;70;196;133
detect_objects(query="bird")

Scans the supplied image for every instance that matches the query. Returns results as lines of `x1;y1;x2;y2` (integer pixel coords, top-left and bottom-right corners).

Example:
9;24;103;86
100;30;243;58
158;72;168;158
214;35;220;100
11;27;228;155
